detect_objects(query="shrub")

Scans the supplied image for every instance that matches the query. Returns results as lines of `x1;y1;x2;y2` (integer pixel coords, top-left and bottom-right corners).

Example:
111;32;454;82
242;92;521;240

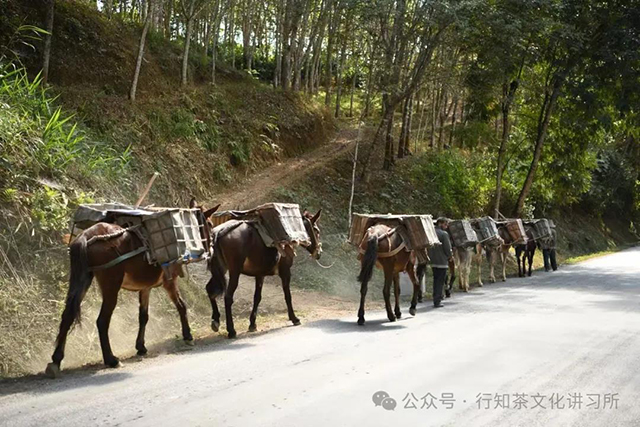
406;149;492;217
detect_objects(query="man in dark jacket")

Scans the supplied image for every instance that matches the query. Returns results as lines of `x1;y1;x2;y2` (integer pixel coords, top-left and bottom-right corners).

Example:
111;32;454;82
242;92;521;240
540;222;558;271
428;217;453;308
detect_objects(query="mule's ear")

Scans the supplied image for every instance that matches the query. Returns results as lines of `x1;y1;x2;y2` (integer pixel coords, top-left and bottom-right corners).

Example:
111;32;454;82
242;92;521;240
203;204;221;218
311;208;322;223
189;197;197;209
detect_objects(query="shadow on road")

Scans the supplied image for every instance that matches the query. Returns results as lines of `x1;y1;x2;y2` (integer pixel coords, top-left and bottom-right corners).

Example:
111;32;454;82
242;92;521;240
0;369;133;398
0;338;256;397
306;317;407;333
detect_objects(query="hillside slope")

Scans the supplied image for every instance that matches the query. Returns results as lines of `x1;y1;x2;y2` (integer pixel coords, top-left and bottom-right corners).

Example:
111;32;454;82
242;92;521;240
1;0;332;207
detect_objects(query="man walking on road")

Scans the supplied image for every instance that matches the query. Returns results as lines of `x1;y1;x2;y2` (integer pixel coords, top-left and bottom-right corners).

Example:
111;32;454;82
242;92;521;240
540;221;558;272
428;217;453;308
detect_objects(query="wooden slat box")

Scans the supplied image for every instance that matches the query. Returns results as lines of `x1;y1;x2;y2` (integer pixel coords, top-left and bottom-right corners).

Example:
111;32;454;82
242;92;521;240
449;219;478;248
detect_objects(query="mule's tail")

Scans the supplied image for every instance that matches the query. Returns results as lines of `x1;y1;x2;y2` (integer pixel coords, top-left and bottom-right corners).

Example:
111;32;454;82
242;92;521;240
65;234;94;327
416;263;427;284
207;240;227;298
357;235;378;283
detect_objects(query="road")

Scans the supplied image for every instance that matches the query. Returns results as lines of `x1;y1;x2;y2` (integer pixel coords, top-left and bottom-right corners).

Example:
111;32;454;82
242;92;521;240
1;247;639;427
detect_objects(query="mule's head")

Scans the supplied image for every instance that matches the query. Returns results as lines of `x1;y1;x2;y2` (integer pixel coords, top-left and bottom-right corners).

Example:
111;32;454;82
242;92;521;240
497;224;513;245
189;198;220;248
302;209;322;260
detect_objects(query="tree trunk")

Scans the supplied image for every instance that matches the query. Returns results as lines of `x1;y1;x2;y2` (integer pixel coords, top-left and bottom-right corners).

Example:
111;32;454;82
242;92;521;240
334;30;346;118
273;0;284;87
130;1;152;101
404;94;413;155
430;84;438;148
181;2;195;86
241;0;252;70
383;105;396;170
324;0;336;106
210;0;223;84
164;0;173;38
42;0;55;85
360;99;393;180
448;96;458;147
349;69;356;117
105;0;113;17
363;40;375;118
494;79;518;217
513;75;563;216
397;96;410;158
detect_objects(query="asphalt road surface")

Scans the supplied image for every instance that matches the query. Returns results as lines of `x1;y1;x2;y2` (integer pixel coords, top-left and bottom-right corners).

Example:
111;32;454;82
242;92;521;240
1;247;639;427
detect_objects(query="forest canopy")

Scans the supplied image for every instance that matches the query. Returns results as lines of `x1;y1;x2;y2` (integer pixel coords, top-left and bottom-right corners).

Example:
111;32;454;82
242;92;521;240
1;0;639;222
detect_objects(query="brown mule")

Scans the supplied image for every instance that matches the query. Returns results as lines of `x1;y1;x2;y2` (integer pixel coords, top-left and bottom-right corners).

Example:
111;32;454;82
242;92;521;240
356;223;421;325
45;203;219;378
206;210;322;338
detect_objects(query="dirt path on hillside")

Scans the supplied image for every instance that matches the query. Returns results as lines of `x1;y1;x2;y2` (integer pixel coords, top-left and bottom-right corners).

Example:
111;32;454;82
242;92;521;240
210;126;360;209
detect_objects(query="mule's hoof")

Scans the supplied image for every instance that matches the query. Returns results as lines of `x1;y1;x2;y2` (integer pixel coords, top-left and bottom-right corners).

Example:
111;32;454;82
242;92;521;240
45;362;60;379
478;282;483;287
357;318;365;326
184;339;195;346
136;348;148;356
395;312;402;319
292;318;301;326
409;308;416;316
211;321;220;332
106;359;122;369
417;298;423;303
248;324;257;332
388;316;396;323
502;278;506;282
464;289;469;293
227;330;237;339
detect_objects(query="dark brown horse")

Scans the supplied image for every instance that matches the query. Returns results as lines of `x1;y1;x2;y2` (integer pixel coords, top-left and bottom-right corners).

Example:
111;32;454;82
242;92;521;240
515;227;536;277
45;202;218;378
205;210;322;338
357;223;420;325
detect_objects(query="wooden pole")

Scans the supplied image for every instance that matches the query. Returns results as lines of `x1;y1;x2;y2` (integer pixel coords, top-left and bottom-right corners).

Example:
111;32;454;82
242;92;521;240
347;122;364;231
136;172;160;206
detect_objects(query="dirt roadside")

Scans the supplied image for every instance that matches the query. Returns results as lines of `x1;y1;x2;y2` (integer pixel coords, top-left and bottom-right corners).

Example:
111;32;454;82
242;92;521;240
208;125;360;210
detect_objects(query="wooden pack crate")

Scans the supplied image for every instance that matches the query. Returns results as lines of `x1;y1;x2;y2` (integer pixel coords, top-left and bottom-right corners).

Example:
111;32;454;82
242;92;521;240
72;204;208;266
403;215;439;249
143;209;207;265
471;217;503;246
254;203;310;247
505;219;528;244
348;213;439;249
531;218;552;240
210;203;310;248
209;211;236;228
448;219;478;248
